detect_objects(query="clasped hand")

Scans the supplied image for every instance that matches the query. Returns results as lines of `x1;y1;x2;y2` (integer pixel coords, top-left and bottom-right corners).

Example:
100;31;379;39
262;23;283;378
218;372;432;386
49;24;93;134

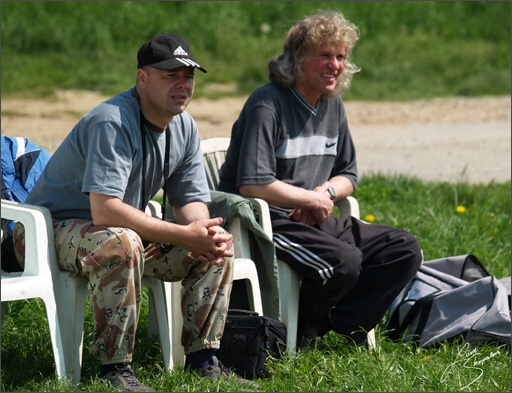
185;218;233;265
288;183;333;226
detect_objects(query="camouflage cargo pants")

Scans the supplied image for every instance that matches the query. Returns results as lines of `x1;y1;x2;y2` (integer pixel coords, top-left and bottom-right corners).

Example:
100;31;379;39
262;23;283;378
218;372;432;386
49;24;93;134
13;219;233;365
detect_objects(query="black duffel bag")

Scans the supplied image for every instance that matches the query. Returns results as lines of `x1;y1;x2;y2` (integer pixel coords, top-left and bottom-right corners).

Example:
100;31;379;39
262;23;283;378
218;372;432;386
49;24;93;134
216;309;287;379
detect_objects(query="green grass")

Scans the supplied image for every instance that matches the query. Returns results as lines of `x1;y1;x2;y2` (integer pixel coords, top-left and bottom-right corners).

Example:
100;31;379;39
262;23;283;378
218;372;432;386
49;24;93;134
353;175;510;278
1;175;510;392
1;1;510;100
1;2;510;390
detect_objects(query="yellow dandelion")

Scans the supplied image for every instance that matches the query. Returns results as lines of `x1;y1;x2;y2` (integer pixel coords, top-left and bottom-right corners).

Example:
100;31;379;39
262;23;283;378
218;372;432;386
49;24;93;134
490;212;495;217
456;205;466;214
364;214;376;223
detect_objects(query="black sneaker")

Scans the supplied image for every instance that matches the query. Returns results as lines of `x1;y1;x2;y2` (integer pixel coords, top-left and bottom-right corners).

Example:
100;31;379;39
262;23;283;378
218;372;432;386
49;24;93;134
298;335;326;351
193;356;257;387
101;364;153;392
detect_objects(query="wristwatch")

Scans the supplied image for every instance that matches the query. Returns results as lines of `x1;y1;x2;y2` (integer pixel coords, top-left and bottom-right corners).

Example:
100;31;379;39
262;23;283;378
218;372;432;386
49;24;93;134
327;185;336;200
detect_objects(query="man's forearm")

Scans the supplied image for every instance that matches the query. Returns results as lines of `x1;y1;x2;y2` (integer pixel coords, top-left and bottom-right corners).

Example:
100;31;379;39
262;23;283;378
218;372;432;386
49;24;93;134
173;201;210;224
239;181;328;210
327;175;355;202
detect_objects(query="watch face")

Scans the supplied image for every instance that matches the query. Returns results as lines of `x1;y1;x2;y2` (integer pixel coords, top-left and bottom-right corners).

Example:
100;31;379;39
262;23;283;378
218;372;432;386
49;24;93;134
328;186;336;200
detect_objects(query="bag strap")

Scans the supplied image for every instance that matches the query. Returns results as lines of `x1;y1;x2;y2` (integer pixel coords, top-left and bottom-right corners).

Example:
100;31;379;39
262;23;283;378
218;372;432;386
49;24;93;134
139;110;170;214
228;309;260;317
410;292;440;339
139;111;148;210
161;127;171;218
388;291;441;340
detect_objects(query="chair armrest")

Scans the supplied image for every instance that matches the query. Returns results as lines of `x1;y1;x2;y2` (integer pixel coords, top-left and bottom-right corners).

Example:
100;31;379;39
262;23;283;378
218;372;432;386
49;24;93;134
1;199;56;277
335;196;360;220
145;200;162;219
246;197;273;238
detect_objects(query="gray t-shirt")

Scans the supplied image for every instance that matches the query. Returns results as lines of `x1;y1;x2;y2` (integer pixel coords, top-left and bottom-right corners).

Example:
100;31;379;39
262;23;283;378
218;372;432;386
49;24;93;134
218;83;358;209
27;88;210;220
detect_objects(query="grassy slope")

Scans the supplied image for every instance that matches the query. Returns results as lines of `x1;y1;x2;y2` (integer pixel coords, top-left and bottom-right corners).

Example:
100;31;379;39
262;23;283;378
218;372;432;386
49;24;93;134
1;1;510;100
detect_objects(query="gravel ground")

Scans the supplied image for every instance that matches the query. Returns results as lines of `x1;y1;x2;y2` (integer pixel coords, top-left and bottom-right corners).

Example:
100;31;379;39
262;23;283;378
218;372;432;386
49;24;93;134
1;91;510;184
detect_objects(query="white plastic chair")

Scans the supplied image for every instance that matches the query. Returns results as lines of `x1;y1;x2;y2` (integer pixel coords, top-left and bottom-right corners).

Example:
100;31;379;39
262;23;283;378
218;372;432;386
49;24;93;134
162;260;264;368
199;138;264;316
200;137;376;353
1;200;67;379
157;199;265;368
0;199;177;383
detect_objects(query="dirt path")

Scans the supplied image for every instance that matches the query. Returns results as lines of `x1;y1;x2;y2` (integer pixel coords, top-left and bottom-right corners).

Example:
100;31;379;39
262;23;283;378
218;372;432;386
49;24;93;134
1;91;510;184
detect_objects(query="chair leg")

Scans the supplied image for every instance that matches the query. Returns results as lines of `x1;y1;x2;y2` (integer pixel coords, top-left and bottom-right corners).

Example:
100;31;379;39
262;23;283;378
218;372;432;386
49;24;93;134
143;277;172;371
54;274;88;384
367;328;376;350
233;258;264;315
41;292;68;381
277;261;301;354
169;282;185;367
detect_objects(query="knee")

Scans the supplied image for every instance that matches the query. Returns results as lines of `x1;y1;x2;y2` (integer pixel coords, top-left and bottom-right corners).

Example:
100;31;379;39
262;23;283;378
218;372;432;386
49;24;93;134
394;230;423;273
402;231;423;262
323;247;362;293
109;228;144;261
219;251;234;280
81;227;144;272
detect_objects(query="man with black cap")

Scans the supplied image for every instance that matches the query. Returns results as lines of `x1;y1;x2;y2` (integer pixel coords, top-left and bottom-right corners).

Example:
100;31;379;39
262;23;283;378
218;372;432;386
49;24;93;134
15;33;248;391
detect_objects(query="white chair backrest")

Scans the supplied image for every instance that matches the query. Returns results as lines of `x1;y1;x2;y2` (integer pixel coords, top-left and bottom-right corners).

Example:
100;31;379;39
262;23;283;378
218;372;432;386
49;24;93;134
201;137;231;190
200;138;265;315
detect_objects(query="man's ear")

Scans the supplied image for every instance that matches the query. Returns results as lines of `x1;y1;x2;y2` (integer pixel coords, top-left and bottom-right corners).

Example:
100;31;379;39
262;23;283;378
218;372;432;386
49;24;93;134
137;68;148;87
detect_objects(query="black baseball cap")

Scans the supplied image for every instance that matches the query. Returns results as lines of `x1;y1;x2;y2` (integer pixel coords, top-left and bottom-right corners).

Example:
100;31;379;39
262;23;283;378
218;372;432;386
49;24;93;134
137;33;207;73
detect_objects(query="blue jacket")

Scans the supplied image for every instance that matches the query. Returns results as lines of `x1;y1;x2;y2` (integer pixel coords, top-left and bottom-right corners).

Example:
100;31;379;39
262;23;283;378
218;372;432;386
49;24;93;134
1;135;50;233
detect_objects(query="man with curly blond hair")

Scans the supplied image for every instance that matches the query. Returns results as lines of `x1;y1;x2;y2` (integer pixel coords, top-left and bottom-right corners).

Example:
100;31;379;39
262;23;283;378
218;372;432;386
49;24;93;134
219;11;422;348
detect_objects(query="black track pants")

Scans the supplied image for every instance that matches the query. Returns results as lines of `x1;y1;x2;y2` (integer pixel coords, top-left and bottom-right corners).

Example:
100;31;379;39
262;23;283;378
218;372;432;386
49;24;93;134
271;211;423;344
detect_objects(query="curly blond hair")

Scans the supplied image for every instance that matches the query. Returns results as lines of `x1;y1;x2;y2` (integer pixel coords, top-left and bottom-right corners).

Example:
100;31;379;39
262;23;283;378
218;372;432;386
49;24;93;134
268;10;360;96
